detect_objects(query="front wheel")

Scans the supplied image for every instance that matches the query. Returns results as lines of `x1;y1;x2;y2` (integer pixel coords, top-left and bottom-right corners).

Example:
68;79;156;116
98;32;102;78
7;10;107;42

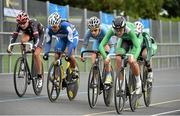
88;65;100;108
47;63;62;102
14;57;28;97
114;69;126;114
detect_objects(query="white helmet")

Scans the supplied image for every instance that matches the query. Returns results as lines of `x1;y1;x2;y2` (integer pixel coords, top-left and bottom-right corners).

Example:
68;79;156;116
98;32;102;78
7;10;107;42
134;21;144;33
48;12;61;26
88;16;100;29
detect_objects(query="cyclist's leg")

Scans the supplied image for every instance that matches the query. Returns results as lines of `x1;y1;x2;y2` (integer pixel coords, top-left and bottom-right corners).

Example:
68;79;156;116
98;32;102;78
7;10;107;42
92;40;99;64
67;36;79;78
141;46;153;82
115;40;127;90
54;38;66;79
33;33;44;75
104;44;113;84
128;42;142;94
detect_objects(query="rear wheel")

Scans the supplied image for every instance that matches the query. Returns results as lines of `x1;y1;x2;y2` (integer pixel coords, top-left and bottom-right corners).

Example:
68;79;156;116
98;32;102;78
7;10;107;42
14;57;28;97
143;65;152;107
47;63;62;102
88;65;100;108
102;65;114;107
129;70;138;112
114;69;126;114
66;64;80;101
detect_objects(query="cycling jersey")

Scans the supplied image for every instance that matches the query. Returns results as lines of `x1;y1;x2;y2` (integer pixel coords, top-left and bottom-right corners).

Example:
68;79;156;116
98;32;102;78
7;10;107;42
44;21;79;57
81;24;115;53
99;22;143;60
142;32;157;62
11;19;44;47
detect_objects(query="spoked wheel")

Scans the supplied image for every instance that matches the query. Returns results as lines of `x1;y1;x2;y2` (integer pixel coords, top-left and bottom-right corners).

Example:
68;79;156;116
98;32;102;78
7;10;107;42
102;65;114;107
32;61;44;96
129;70;138;112
143;66;152;107
88;65;100;108
66;64;80;101
14;57;28;97
114;69;126;114
47;63;62;102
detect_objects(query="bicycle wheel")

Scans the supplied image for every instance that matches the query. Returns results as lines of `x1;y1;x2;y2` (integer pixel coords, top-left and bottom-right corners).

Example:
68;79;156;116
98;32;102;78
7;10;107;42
14;57;28;97
47;63;62;102
114;69;126;114
88;65;100;108
102;65;114;107
66;64;80;101
142;65;152;107
129;70;138;112
32;61;44;96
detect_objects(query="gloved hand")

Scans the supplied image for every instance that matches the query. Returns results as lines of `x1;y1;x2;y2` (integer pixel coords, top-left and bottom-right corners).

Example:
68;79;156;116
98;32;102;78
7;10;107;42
43;53;49;60
65;55;70;61
7;46;13;53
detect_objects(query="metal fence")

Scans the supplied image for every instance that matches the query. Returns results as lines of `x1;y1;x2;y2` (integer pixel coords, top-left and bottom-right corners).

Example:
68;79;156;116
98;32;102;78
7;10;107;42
0;0;180;74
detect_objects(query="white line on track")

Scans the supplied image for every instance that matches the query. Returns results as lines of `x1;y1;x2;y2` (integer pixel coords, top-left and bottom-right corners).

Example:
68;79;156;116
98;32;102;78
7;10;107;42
0;91;87;103
151;109;180;116
83;99;180;116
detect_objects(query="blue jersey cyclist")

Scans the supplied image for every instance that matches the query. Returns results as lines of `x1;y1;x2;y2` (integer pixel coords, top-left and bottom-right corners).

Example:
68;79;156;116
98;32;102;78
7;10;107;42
80;16;115;63
80;16;115;85
43;12;79;78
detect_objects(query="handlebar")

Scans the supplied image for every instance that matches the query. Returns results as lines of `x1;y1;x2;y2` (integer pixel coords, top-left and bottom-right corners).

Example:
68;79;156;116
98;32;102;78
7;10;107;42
8;42;33;50
47;51;67;57
81;50;100;58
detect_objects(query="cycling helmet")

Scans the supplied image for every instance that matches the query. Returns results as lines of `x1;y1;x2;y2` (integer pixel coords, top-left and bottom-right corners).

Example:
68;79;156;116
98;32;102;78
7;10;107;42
112;16;126;29
48;12;61;26
88;16;100;29
134;21;144;33
16;11;29;24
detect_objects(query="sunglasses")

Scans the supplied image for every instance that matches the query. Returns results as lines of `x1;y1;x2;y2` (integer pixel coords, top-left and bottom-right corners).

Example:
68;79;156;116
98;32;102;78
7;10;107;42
90;29;98;32
18;21;27;25
114;28;124;32
52;25;59;29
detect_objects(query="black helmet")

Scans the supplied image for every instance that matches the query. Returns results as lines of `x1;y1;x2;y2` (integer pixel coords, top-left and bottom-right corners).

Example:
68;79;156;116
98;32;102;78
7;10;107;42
112;16;126;29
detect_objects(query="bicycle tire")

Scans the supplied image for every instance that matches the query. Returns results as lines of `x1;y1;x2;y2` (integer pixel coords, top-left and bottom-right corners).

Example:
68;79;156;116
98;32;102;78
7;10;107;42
14;57;28;97
129;70;138;112
32;61;44;96
66;64;80;101
114;69;126;114
102;65;114;107
143;65;152;107
47;63;62;102
88;65;100;108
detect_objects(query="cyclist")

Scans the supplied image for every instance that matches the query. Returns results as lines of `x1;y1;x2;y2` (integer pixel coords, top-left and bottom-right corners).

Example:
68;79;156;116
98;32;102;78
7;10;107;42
7;11;44;88
99;16;143;94
80;16;115;85
43;12;79;79
134;21;158;82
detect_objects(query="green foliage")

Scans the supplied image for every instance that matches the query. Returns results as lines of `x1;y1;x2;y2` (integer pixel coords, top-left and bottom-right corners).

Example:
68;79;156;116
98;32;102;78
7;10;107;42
38;0;180;19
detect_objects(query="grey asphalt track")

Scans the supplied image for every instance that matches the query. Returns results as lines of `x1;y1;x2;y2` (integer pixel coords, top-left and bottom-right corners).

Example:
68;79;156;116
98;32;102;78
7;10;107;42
0;68;180;115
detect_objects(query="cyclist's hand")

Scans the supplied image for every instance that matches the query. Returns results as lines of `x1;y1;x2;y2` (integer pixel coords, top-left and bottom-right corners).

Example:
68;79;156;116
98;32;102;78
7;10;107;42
65;56;70;61
43;54;49;60
7;47;13;54
80;56;85;62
